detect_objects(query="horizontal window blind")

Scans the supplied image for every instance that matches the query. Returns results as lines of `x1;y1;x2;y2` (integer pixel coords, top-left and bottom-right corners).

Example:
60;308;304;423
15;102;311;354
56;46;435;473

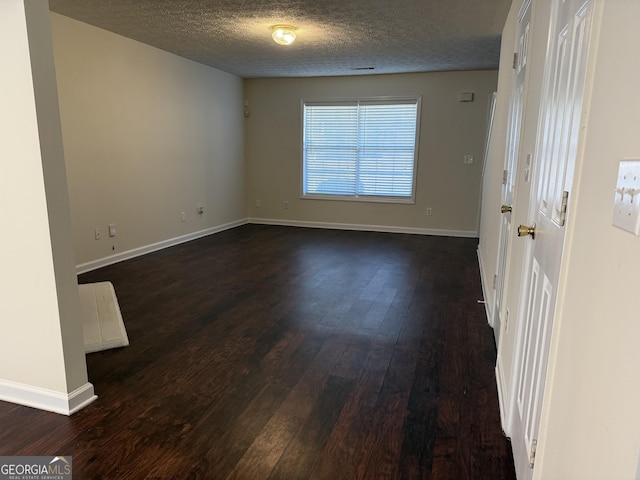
303;98;420;201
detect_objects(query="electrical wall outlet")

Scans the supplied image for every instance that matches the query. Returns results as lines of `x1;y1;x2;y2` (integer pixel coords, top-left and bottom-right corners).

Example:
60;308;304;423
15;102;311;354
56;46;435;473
426;207;433;216
197;206;204;217
108;224;116;237
464;154;474;164
94;228;102;240
284;201;289;210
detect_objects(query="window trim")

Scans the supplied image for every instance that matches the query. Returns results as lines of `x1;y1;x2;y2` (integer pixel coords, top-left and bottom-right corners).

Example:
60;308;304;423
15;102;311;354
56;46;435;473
300;96;422;204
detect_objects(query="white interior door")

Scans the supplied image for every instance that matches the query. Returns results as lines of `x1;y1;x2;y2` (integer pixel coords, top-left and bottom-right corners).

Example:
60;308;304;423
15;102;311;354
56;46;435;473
494;0;532;341
510;0;595;477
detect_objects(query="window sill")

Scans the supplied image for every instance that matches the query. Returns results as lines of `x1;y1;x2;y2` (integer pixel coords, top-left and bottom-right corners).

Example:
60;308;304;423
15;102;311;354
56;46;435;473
301;194;415;205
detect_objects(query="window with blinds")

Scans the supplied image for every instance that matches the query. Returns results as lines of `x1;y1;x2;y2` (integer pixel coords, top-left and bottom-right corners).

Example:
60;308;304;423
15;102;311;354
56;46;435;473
302;97;421;202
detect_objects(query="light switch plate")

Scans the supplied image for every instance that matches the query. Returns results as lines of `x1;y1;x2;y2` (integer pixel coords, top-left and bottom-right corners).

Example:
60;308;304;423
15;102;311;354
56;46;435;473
612;160;640;235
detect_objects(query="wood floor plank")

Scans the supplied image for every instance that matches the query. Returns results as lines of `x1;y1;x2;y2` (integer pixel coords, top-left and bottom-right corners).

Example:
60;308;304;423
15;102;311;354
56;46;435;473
268;375;354;480
308;342;394;480
0;225;515;479
358;344;420;480
226;413;303;480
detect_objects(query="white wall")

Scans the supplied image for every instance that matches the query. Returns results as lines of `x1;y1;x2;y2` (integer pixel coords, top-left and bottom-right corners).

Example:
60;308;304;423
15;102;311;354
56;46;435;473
0;0;94;414
245;72;497;235
50;13;246;268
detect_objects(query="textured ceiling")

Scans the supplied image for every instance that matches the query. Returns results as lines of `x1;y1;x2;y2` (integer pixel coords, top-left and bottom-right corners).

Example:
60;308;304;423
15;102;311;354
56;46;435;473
49;0;511;79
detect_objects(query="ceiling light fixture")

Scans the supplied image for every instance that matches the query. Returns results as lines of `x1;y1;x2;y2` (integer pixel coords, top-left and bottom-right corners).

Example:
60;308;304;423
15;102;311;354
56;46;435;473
271;25;296;46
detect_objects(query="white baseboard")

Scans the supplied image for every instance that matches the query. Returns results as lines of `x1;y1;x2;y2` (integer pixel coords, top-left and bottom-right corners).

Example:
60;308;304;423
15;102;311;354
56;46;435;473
0;379;97;416
77;218;477;275
477;247;494;326
248;218;478;238
76;219;248;274
495;355;509;435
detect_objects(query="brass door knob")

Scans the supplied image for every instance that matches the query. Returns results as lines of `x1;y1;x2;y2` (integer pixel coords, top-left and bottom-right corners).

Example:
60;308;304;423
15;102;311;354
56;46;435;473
517;224;536;239
501;205;512;214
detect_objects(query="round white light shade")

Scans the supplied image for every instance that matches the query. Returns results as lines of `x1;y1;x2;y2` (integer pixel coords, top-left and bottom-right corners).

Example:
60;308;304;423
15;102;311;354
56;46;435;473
272;25;296;45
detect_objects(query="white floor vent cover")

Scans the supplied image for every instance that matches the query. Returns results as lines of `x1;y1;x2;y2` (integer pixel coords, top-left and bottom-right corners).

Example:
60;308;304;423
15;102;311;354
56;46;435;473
78;282;129;353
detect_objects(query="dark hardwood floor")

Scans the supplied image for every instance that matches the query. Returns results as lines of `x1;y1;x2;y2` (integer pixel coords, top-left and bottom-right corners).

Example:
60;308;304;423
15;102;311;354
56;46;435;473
0;225;515;479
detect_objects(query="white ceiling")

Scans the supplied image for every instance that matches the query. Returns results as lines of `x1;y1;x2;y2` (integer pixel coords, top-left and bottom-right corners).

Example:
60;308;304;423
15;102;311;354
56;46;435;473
49;0;511;79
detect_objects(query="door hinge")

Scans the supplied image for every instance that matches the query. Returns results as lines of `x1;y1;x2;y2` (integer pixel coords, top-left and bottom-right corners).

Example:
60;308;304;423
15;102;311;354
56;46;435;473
529;439;537;468
493;274;498;290
503;169;508;185
559;191;569;226
513;52;518;69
